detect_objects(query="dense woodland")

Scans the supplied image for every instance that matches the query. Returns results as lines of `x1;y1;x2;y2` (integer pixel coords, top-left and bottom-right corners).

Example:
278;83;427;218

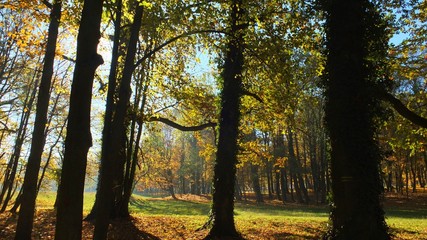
0;0;426;239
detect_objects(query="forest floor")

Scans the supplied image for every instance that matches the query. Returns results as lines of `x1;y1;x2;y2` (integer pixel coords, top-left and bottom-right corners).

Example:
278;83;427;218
1;191;426;239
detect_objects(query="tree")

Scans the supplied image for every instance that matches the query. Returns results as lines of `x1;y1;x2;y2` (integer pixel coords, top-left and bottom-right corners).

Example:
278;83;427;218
14;0;62;238
204;0;246;238
92;2;143;238
322;0;390;238
54;0;104;238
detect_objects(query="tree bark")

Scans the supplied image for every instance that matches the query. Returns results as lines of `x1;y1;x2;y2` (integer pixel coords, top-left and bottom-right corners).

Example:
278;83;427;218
322;0;390;238
286;127;305;203
93;4;143;239
85;0;122;222
205;0;245;238
15;1;62;238
0;71;39;212
54;0;104;238
250;163;264;203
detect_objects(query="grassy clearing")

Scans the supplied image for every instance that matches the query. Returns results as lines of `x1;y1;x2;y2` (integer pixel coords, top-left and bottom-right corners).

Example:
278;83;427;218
4;192;424;239
127;193;427;239
36;191;96;211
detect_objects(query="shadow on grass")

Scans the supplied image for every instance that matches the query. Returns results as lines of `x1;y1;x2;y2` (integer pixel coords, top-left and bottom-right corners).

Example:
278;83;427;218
235;201;329;218
385;207;427;219
389;227;420;235
244;223;324;239
108;217;161;240
129;197;211;216
0;209;162;240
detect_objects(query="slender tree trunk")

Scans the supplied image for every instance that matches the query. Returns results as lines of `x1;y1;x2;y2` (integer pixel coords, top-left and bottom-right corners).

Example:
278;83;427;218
15;1;62;238
405;168;409;198
235;178;243;201
37;118;67;193
273;132;287;203
54;0;104;238
85;0;122;222
266;161;273;199
309;133;320;203
294;130;310;202
319;133;327;203
93;4;143;239
274;170;280;201
409;156;417;193
250;163;263;203
1;73;39;212
286;127;305;203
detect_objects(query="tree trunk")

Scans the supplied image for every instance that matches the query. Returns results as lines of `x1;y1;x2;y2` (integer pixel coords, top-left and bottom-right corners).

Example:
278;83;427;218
266;161;273;199
319;132;327;203
93;4;143;239
280;168;288;203
275;170;281;201
0;72;39;212
250;163;264;203
54;0;104;238
273;132;287;203
322;0;390;238
409;156;417;193
286;127;306;203
15;1;62;238
293;130;310;203
85;0;122;222
205;1;245;239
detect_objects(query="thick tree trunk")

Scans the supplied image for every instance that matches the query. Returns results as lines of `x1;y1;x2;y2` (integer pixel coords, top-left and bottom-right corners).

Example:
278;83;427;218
205;1;245;239
54;0;104;238
15;1;62;238
323;0;389;238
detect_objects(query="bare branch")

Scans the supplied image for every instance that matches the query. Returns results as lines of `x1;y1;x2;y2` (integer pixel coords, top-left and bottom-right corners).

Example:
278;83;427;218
61;55;76;62
0;97;18;106
380;91;427;128
42;0;53;9
242;89;263;103
148;116;216;131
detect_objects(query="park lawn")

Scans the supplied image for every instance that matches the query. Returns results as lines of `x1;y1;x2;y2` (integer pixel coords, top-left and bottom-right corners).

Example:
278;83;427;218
0;192;426;239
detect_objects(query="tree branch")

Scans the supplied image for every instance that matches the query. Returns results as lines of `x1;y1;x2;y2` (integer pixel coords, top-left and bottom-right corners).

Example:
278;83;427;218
0;97;18;106
380;91;427;128
133;29;226;69
148;116;216;131
61;55;76;62
242;89;263;103
42;0;53;9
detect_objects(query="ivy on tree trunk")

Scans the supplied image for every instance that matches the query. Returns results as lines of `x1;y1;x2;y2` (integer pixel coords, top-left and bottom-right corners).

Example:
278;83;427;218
322;0;390;239
204;0;246;239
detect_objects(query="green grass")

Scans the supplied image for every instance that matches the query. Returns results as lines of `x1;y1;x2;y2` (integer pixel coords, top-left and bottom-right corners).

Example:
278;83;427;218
36;191;96;211
385;207;427;236
129;196;210;216
35;192;427;239
127;194;427;238
128;195;329;221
